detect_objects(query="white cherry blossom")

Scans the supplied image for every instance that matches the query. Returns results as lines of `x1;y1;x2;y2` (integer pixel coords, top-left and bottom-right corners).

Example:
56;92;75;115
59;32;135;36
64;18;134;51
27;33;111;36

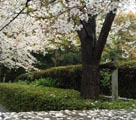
0;0;135;70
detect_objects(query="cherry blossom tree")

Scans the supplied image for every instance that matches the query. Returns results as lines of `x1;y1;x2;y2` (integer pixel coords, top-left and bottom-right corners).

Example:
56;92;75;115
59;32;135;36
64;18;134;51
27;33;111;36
0;0;134;99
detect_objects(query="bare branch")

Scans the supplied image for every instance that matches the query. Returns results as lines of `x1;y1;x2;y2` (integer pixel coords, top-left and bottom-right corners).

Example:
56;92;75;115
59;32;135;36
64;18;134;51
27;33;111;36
96;10;116;62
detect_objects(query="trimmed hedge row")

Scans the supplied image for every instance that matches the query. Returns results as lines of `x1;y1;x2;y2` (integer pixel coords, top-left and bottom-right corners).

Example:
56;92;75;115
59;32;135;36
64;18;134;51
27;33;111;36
16;65;111;92
16;65;83;91
16;60;136;98
0;83;136;112
119;68;136;98
0;83;79;112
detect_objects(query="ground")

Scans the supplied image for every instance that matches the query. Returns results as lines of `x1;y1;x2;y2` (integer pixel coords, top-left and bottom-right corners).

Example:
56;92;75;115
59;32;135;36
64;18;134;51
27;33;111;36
0;109;136;120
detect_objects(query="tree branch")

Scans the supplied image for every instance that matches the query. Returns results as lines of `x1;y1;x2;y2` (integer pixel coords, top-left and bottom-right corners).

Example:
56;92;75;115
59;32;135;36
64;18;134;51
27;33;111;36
96;10;116;63
0;0;31;32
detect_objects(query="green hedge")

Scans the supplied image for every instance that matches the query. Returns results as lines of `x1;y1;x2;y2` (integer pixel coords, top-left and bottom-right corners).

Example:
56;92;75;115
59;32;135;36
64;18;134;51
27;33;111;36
16;65;83;91
16;60;136;98
118;59;136;98
16;65;111;92
0;83;80;112
119;68;136;98
0;83;136;112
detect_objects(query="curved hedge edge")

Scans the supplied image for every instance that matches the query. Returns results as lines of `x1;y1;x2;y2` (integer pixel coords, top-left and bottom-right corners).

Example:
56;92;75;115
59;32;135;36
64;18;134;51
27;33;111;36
0;83;136;112
15;64;82;81
16;59;136;81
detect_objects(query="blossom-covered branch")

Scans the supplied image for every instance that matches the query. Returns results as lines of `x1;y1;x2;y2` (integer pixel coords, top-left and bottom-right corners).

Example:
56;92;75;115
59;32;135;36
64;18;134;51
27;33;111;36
0;0;31;31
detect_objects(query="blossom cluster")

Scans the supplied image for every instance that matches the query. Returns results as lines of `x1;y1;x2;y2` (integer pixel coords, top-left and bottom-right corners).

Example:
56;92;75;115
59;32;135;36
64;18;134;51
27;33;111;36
0;0;134;70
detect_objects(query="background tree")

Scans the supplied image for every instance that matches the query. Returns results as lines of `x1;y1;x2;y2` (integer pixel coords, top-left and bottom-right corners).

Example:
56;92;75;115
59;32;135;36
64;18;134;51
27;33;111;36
34;34;81;69
102;11;136;62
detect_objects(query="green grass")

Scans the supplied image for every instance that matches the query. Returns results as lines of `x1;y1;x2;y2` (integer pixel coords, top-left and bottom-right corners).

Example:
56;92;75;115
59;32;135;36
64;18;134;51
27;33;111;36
0;83;136;112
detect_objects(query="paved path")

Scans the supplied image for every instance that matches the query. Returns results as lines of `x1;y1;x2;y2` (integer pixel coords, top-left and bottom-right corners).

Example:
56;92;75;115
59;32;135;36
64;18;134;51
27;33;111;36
0;109;136;120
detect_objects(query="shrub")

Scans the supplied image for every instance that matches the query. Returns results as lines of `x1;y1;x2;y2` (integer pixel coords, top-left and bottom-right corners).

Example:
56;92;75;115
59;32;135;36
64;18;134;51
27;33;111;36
0;83;136;112
16;65;111;93
119;68;136;98
0;83;80;112
17;78;59;87
100;70;111;95
16;65;82;90
31;78;58;87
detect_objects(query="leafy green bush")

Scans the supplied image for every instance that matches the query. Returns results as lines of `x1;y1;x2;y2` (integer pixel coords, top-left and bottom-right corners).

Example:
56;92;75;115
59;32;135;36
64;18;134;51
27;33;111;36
31;78;58;87
0;83;136;112
16;65;111;92
0;83;80;112
17;78;58;87
16;65;82;90
100;70;111;95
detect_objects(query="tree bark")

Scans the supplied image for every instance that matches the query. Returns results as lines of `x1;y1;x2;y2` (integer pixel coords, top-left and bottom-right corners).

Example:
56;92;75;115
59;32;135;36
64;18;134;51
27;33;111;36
96;11;116;62
78;16;100;99
81;65;100;99
77;11;116;99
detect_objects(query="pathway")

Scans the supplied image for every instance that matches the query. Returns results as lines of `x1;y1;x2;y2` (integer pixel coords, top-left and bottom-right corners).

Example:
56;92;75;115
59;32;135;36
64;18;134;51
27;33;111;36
0;109;136;120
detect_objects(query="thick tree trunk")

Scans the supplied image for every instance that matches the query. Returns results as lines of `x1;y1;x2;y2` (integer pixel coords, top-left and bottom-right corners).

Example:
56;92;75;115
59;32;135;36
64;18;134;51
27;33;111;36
77;11;116;99
78;9;116;99
78;16;100;99
81;65;100;99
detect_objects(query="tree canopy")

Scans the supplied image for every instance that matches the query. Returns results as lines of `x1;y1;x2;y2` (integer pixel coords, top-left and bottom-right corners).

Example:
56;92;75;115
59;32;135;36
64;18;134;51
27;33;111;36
0;0;133;70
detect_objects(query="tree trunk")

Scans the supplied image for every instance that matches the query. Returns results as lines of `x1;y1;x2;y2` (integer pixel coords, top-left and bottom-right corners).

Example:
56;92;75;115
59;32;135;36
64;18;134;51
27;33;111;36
81;64;100;99
78;9;116;99
78;16;100;99
77;11;116;99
